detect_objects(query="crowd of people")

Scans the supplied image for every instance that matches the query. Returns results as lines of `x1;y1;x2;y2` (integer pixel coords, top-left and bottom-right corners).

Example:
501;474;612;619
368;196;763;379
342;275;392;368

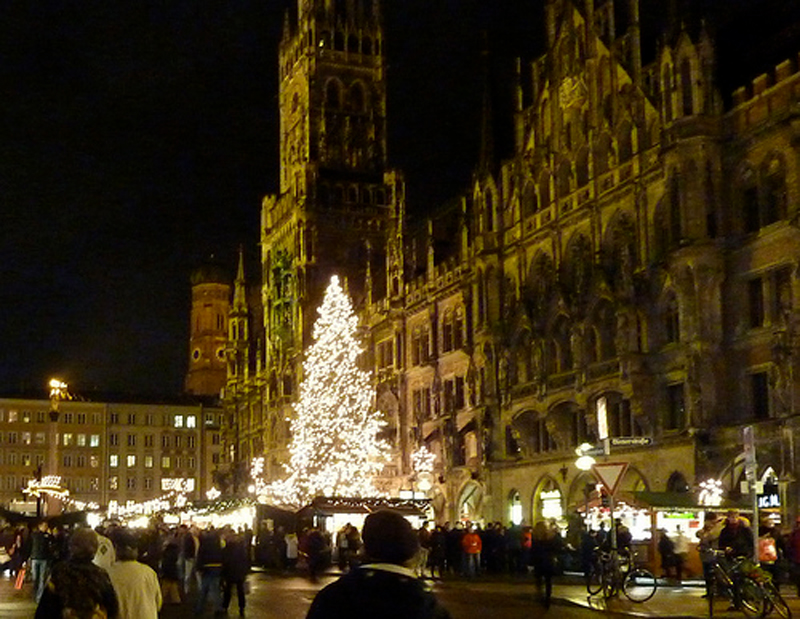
10;507;800;617
2;520;254;618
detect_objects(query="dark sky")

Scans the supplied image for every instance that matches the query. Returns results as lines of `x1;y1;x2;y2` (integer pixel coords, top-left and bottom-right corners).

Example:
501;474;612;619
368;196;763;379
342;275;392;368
0;1;796;397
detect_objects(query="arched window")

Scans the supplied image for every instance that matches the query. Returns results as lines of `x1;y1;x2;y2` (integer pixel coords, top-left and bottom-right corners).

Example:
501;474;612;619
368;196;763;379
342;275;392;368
762;156;787;225
741;167;759;233
442;310;453;352
594;133;611;176
539;171;551;207
662;65;674;122
485;191;494;232
680;59;693;116
669;173;682;243
326;80;341;109
557;161;573;197
523;181;538;216
664;292;680;344
349;82;365;113
617;122;632;162
334;31;345;51
576;147;590;187
551;316;573;373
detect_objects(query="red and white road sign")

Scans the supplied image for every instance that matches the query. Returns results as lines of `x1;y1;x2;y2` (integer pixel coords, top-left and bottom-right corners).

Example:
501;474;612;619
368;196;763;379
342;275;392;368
592;461;629;496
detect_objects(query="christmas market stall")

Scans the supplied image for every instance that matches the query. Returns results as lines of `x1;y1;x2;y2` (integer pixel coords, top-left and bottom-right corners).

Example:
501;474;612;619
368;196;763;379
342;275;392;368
297;496;432;535
628;491;751;577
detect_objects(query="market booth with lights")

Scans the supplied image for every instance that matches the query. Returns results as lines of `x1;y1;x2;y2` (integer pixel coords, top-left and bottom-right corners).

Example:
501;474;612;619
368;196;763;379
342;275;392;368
297;496;432;535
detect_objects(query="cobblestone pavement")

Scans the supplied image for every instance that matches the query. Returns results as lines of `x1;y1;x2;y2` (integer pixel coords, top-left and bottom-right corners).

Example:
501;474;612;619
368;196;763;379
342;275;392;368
2;568;799;619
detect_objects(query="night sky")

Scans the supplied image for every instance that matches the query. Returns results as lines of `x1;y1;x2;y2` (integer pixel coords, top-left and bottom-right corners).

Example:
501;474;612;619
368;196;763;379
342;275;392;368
0;1;796;398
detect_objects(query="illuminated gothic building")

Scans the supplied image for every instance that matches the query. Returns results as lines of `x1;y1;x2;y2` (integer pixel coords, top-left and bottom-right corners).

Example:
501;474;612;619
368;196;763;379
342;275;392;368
223;0;800;525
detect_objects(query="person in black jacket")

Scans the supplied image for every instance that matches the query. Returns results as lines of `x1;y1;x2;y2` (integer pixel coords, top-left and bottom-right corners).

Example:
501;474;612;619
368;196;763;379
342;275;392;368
306;510;451;619
35;527;119;619
194;527;224;616
222;527;250;617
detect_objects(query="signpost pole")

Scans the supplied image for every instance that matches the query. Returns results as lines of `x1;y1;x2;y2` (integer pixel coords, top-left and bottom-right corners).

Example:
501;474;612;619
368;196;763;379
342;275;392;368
743;426;759;563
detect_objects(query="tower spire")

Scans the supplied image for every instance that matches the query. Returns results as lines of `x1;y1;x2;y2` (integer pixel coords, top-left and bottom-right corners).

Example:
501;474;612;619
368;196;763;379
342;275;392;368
477;32;495;173
234;245;247;311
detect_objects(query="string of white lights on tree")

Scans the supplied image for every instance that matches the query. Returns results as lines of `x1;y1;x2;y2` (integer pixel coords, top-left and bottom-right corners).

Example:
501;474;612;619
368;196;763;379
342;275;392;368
264;275;389;508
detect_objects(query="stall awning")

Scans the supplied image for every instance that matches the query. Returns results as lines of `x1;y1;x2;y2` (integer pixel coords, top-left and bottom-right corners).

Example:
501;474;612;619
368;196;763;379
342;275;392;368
299;496;431;517
630;491;750;512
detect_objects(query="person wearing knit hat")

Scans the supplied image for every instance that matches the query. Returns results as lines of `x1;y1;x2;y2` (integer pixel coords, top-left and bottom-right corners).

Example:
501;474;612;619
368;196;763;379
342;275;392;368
306;510;451;619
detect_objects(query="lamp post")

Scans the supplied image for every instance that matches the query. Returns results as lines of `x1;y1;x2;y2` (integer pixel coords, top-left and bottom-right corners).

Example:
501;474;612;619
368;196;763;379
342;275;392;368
575;443;596;525
45;378;68;516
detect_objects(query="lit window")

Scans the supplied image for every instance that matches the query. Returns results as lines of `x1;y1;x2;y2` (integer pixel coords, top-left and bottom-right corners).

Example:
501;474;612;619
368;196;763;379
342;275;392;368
90;435;100;447
62;433;73;446
187;415;197;428
35;433;45;445
110;454;119;468
161;456;171;469
90;455;99;468
109;476;118;490
144;456;154;468
174;415;184;428
77;434;86;446
21;454;31;466
8;411;17;422
22;411;31;423
126;455;136;467
22;432;31;445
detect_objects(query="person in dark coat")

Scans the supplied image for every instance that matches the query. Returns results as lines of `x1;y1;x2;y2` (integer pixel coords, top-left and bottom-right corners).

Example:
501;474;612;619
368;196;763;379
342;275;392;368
529;521;562;608
222;528;251;617
194;527;225;616
306;509;451;619
35;527;119;619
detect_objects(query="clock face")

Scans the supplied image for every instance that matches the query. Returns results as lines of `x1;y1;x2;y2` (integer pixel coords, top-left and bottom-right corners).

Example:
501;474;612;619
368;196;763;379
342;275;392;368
192;348;201;362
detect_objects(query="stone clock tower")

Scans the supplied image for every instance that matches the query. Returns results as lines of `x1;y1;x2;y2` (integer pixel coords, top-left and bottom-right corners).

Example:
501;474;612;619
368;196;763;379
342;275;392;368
185;260;231;397
256;0;407;472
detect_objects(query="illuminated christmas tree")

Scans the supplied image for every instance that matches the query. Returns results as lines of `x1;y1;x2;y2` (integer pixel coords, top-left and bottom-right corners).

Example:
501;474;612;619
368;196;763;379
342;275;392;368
268;275;388;507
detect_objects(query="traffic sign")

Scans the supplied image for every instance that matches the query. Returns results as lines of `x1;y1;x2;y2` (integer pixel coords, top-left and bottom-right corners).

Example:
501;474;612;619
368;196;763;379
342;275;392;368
609;436;653;447
592;461;629;495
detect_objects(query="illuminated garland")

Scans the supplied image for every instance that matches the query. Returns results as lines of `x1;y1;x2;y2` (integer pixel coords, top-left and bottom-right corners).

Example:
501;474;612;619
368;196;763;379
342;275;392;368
265;275;388;507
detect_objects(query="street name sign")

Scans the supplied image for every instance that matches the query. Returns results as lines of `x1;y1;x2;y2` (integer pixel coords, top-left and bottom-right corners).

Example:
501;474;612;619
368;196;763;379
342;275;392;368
609;436;653;447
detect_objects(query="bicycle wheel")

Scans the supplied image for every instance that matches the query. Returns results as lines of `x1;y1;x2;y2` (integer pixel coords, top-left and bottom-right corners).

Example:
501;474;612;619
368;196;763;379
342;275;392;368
587;562;604;595
739;577;768;618
623;568;658;603
765;585;791;619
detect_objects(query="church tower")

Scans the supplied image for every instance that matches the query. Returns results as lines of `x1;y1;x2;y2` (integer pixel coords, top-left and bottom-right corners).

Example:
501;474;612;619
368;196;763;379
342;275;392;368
185;260;230;397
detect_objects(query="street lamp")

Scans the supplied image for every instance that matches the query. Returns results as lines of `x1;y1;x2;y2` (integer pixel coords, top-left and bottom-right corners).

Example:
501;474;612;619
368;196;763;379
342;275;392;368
575;443;597;525
575;442;596;471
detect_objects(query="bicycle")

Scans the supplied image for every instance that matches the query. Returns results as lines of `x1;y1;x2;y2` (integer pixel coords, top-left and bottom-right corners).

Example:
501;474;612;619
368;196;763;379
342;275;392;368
710;550;769;618
736;558;791;619
586;548;657;603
